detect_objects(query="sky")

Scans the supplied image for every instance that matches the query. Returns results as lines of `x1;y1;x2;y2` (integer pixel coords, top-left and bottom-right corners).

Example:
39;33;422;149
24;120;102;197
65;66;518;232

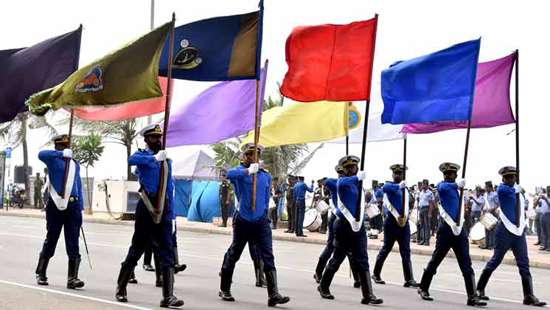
2;0;550;192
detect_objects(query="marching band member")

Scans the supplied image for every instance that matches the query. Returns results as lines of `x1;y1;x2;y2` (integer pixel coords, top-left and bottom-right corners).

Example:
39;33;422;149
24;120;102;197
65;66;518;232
317;155;383;305
417;162;486;307
372;164;419;288
476;167;546;306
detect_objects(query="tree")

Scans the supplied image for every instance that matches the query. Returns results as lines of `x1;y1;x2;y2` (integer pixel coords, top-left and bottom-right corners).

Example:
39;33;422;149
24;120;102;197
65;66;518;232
0;112;58;203
211;140;241;171
74;119;138;180
72;133;104;213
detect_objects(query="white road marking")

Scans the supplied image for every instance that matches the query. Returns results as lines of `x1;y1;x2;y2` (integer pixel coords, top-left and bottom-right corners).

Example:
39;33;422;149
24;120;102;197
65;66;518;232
0;279;152;310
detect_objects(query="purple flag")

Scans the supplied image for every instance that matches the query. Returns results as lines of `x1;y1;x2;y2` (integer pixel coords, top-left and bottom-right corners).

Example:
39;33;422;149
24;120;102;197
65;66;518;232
166;65;267;146
402;52;516;134
0;27;82;123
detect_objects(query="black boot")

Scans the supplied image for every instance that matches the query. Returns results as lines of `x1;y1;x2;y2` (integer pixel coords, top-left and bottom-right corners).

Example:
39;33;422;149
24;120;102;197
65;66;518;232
35;256;49;286
465;274;486;307
359;271;383;305
67;258;85;289
351;268;361;288
254;258;266;287
522;275;547;307
418;269;434;301
173;247;187;274
129;271;138;284
403;260;419;288
313;260;323;284
265;270;290;307
219;268;235;301
318;267;336;299
476;269;492;301
116;263;133;302
154;254;163;287
372;257;386;284
160;267;184;308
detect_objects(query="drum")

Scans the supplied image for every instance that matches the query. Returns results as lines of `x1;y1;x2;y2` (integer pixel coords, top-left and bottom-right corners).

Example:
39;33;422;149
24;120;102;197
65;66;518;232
409;220;417;236
316;200;330;214
366;204;380;218
480;212;498;230
470;222;486;242
304;209;322;232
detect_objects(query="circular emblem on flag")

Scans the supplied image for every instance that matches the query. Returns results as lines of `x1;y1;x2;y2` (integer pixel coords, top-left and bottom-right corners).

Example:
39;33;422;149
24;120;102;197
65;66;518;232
75;65;103;93
348;104;361;130
174;39;202;70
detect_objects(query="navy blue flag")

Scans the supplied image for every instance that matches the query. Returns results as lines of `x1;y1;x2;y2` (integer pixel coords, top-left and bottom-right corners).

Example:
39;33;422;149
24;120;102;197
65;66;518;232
381;39;481;125
159;5;263;81
0;26;82;123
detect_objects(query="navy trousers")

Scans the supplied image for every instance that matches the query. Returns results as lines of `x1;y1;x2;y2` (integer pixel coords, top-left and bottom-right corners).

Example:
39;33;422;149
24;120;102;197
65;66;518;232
325;218;369;275
121;200;174;271
294;200;306;236
482;223;530;277
374;216;412;279
418;207;431;245
542;213;550;249
222;213;276;273
40;198;82;260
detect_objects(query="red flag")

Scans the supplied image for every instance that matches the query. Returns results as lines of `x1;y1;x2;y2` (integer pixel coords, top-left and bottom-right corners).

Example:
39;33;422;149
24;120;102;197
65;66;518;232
71;77;167;121
280;16;378;102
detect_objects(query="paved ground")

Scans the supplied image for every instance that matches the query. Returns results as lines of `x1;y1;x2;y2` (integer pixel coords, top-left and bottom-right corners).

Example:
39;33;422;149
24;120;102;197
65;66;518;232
0;215;549;309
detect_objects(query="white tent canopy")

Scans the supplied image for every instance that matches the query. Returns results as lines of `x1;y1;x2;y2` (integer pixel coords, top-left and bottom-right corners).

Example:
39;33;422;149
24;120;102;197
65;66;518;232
172;150;218;180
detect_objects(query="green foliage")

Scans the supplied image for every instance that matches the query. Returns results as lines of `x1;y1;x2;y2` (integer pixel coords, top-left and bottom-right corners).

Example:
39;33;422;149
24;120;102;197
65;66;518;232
73;133;104;168
211;141;241;170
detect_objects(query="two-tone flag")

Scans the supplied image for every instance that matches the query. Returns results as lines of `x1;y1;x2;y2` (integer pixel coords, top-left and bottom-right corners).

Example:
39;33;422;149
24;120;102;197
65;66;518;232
381;39;481;125
402;52;516;133
0;27;81;122
159;6;263;81
26;22;172;115
280;16;378;102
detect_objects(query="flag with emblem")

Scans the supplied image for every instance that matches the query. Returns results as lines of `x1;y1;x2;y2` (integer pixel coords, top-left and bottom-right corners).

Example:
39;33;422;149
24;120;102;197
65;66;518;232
0;26;81;123
26;22;172;116
158;2;263;81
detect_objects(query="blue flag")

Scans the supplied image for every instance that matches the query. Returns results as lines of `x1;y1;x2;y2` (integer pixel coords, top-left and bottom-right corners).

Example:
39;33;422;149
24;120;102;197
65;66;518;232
0;27;82;123
381;39;481;125
159;6;263;81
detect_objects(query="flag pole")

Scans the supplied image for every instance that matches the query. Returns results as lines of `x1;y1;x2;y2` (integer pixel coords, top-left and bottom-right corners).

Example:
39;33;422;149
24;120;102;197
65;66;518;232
345;102;350;156
355;14;378;221
251;75;262;213
61;110;75;197
514;49;520;226
156;13;176;212
401;135;407;217
457;120;472;224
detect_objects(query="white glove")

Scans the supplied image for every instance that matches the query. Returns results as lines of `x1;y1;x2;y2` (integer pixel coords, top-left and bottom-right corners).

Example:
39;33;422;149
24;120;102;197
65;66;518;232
248;163;259;174
62;149;73;159
357;170;366;181
154;150;167;162
457;179;466;189
399;181;407;189
514;184;522;194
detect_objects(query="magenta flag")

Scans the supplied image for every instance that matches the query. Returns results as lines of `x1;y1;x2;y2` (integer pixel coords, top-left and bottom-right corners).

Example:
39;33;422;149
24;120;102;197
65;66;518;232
402;52;516;134
166;65;267;147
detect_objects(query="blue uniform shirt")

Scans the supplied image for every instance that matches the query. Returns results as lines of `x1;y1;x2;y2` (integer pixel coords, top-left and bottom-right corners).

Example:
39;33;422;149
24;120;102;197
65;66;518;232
38;150;83;210
325;178;338;207
227;164;271;222
337;175;360;217
437;181;460;220
128;149;175;218
382;182;403;214
496;183;518;223
293;181;313;202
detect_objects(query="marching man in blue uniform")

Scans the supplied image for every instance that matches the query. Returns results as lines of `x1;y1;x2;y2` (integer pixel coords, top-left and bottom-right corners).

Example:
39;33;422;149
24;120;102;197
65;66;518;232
317;155;383;305
35;134;85;289
417;162;486;306
372;164;419;288
476;166;546;307
314;164;360;288
218;143;290;307
115;124;183;308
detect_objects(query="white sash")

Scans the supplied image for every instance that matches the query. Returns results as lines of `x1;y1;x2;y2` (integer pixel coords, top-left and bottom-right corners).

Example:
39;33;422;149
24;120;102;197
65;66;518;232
499;192;526;236
438;188;464;236
336;194;365;233
383;188;410;227
49;160;76;211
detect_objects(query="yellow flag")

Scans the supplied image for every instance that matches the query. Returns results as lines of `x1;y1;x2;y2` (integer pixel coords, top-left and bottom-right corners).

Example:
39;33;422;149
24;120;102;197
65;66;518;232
242;101;351;147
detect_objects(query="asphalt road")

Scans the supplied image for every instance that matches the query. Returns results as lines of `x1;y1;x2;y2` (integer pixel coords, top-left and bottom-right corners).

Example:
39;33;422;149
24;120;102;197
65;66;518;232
0;215;548;309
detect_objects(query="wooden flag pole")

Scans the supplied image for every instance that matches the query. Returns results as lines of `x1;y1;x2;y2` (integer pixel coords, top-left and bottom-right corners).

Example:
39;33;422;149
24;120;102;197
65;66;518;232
401;135;407;217
345;102;350;156
457;120;472;224
251;78;261;213
355;14;378;221
60;110;75;197
156;13;176;211
515;49;521;226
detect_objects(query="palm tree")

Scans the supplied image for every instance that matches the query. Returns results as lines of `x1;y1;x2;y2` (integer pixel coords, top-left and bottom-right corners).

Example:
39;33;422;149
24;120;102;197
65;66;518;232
72;133;104;213
0;112;58;203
